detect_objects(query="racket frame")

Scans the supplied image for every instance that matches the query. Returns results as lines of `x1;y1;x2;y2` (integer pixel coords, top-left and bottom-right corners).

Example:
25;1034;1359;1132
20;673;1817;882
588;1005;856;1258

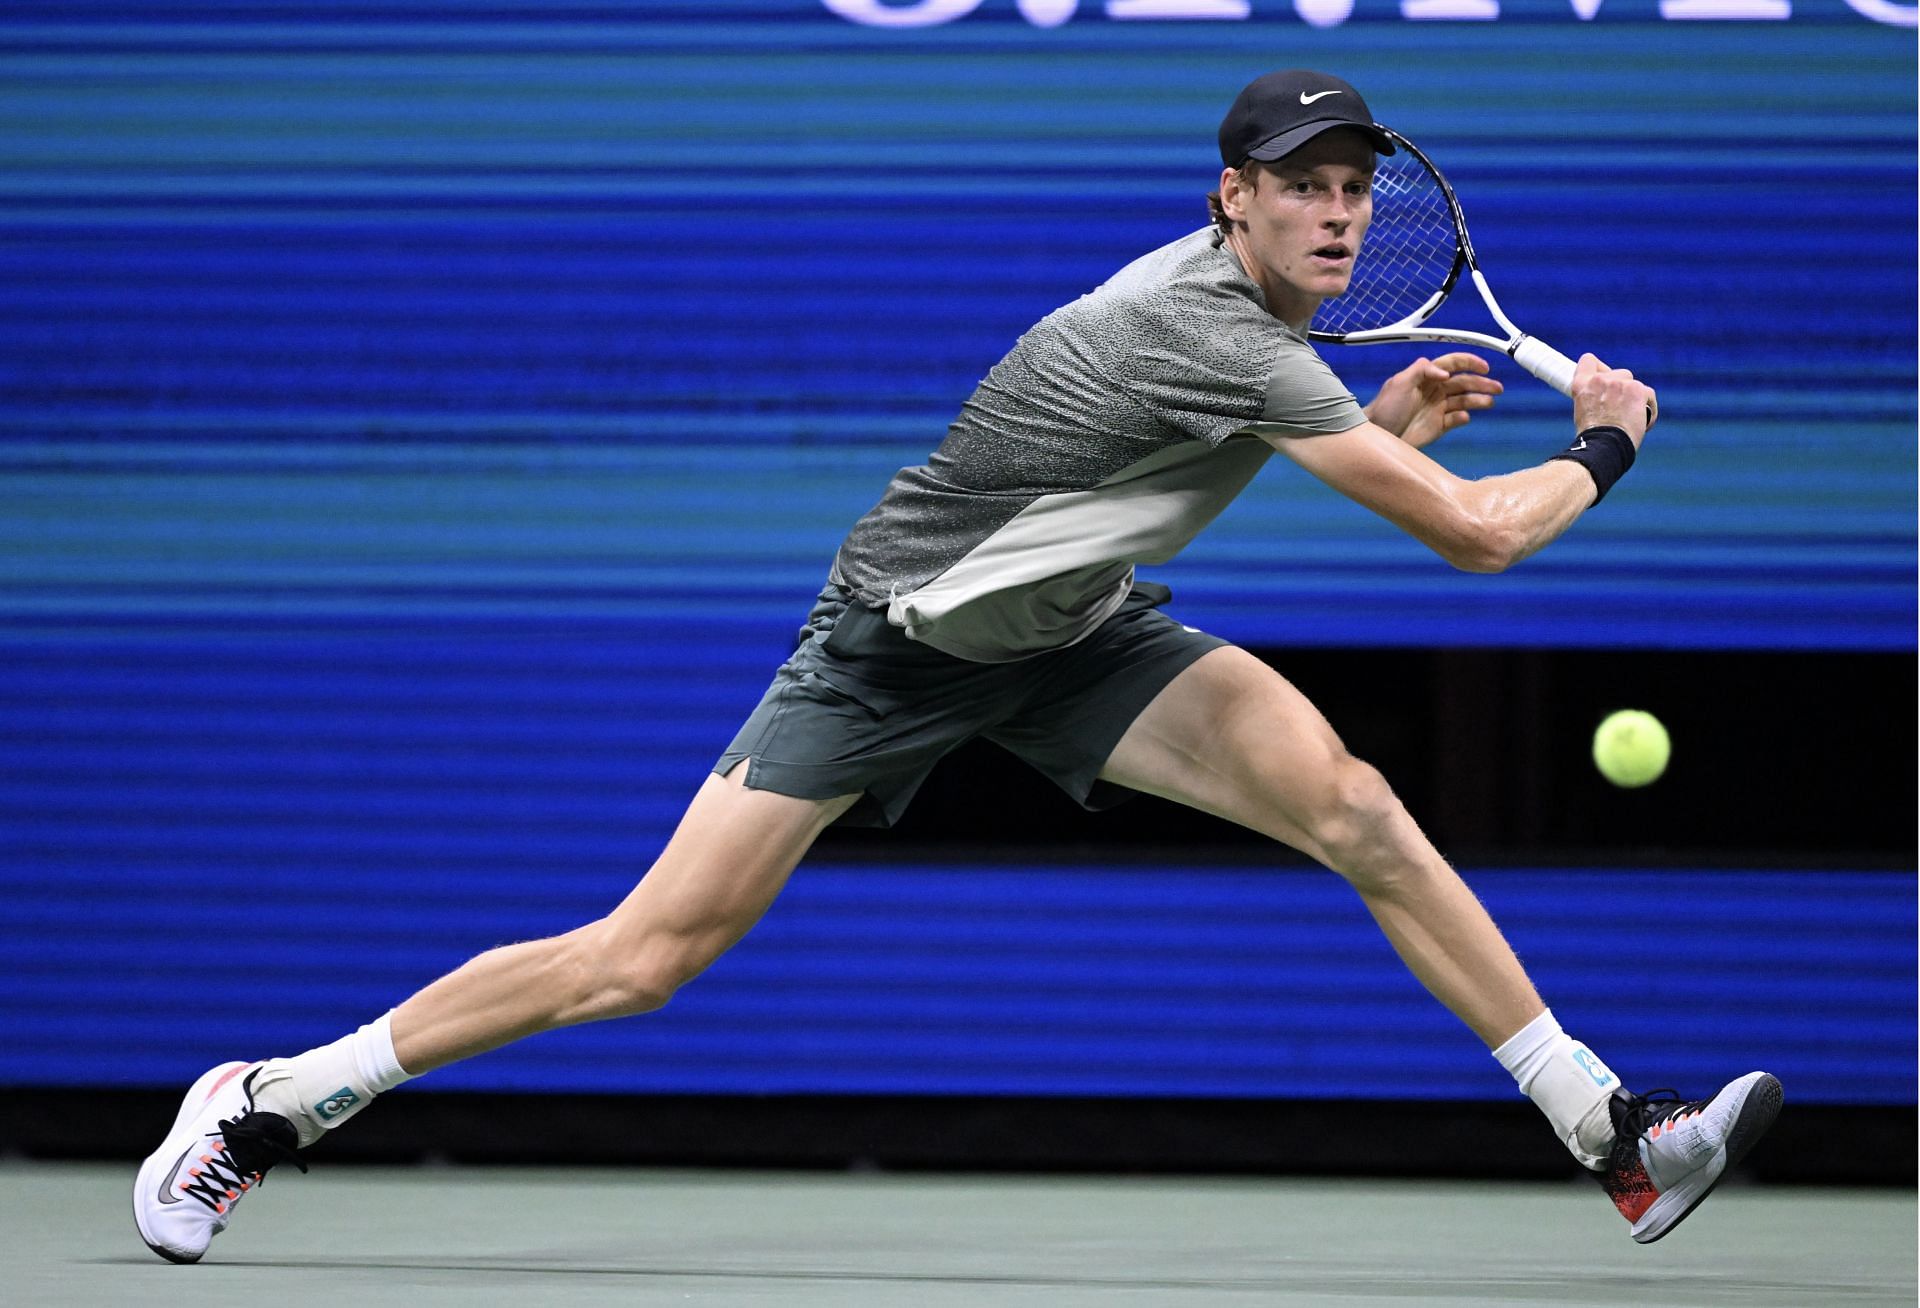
1307;127;1579;397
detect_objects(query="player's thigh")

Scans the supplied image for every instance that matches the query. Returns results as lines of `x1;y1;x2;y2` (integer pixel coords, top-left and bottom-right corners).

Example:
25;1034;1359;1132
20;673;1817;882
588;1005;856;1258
1096;645;1363;859
600;762;858;955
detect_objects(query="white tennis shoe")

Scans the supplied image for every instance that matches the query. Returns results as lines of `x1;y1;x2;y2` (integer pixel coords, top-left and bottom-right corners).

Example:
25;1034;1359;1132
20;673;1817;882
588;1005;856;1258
1594;1070;1783;1243
133;1060;307;1263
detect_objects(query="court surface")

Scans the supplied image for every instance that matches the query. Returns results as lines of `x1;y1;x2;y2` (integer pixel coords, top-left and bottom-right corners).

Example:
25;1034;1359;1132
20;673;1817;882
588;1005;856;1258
7;1162;1913;1307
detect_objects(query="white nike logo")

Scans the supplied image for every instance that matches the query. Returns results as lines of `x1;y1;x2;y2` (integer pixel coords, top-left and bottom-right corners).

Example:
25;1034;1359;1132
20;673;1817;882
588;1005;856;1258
1299;89;1344;105
1570;438;1589;451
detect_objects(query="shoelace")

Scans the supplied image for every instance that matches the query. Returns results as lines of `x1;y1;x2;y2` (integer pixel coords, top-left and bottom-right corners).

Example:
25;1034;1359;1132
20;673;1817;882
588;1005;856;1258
1617;1088;1708;1142
175;1114;307;1216
219;1113;309;1176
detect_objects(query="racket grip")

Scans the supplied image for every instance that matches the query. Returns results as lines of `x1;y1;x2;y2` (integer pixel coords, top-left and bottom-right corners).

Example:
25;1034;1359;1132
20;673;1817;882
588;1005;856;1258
1510;336;1577;396
1513;335;1658;428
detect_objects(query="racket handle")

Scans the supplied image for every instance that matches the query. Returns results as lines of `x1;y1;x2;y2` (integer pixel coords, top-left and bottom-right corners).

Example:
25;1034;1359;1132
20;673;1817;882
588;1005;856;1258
1512;335;1658;428
1510;335;1577;396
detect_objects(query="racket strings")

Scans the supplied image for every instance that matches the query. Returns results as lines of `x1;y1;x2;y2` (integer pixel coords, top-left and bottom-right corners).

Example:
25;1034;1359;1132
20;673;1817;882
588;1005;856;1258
1313;155;1460;335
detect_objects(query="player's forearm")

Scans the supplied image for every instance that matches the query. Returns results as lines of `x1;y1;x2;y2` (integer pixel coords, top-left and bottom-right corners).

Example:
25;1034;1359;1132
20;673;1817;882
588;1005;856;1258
1452;459;1595;573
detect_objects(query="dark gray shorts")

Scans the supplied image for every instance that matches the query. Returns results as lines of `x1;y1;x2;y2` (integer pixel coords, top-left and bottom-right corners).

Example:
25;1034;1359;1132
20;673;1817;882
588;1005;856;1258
714;581;1229;828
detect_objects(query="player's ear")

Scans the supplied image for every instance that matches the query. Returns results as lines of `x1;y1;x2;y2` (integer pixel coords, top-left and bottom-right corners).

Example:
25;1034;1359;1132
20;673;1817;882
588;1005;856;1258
1218;165;1250;222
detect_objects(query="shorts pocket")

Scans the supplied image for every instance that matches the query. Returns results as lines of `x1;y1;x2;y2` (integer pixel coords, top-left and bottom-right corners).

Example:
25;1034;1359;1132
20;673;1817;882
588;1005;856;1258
796;667;882;720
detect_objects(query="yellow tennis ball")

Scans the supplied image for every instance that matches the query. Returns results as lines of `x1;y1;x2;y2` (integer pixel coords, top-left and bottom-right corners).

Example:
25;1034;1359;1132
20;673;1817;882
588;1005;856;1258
1592;709;1670;788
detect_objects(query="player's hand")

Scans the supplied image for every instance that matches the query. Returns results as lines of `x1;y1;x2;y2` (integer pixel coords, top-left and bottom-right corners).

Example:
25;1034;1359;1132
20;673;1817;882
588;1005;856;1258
1571;353;1658;444
1364;352;1503;450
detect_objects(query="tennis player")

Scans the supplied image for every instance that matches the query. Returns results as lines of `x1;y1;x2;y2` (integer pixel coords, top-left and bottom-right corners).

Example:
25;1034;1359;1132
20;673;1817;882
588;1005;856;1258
136;69;1779;1262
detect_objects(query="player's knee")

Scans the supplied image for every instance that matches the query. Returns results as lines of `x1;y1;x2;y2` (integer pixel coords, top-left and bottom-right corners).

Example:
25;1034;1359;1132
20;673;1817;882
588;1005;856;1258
575;923;716;1020
1308;755;1413;888
620;936;720;1016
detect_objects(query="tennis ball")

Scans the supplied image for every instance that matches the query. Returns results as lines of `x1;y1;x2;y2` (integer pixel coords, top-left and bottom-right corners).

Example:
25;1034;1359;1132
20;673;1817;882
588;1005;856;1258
1592;709;1670;788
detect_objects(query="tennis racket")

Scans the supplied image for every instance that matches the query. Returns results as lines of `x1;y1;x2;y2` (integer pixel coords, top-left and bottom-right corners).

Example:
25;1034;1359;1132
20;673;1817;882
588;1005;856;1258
1312;126;1643;418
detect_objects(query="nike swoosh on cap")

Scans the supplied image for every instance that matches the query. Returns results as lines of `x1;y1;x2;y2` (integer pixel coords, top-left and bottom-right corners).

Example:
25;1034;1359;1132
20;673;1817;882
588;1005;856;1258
1299;90;1344;105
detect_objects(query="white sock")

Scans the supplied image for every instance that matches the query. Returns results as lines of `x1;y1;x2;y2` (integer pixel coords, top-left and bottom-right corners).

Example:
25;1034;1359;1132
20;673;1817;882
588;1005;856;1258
253;1011;416;1148
1492;1008;1621;1170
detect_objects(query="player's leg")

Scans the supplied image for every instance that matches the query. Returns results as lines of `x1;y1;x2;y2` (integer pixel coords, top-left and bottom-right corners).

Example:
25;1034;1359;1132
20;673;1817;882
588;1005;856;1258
388;763;857;1074
1103;646;1549;1042
134;764;856;1263
1096;645;1780;1241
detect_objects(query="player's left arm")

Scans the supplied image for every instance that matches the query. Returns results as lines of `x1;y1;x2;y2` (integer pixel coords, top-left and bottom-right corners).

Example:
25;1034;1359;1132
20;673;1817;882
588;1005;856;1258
1364;351;1504;449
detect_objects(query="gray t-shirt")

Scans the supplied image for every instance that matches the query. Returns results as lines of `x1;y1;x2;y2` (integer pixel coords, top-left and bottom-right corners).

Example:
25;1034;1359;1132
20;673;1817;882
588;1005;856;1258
831;226;1366;662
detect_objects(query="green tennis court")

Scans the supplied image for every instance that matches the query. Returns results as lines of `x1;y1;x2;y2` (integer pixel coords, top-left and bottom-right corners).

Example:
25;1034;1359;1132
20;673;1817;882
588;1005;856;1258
9;1163;1912;1307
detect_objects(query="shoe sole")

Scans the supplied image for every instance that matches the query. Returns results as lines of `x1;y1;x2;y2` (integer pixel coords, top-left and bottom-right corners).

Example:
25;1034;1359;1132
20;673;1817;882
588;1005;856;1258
1631;1071;1783;1244
132;1060;255;1265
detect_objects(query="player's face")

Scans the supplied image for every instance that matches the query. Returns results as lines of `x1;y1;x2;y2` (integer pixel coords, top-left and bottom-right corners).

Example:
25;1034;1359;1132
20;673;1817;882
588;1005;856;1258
1223;129;1375;326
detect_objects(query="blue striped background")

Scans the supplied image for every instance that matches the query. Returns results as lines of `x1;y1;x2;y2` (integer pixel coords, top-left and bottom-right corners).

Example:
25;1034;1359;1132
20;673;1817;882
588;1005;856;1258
5;861;1910;1103
1;4;1913;1101
3;4;1912;649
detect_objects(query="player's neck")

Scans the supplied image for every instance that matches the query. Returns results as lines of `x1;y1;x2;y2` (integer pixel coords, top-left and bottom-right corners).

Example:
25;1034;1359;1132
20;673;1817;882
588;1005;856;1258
1222;228;1318;335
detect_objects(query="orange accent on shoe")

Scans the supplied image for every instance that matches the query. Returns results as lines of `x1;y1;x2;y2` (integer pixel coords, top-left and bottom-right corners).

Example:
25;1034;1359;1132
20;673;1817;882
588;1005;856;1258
1604;1156;1659;1222
202;1063;252;1103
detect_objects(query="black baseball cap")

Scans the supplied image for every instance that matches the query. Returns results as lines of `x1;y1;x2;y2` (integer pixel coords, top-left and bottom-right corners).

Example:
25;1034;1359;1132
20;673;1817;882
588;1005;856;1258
1218;70;1395;167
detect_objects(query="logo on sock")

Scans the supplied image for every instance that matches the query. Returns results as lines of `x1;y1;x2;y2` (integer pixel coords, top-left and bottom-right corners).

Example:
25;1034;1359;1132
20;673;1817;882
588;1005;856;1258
1572;1048;1616;1089
313;1086;362;1120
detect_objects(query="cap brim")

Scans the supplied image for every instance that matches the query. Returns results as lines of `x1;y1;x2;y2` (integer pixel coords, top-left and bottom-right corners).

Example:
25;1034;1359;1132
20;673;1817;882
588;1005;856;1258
1244;119;1395;162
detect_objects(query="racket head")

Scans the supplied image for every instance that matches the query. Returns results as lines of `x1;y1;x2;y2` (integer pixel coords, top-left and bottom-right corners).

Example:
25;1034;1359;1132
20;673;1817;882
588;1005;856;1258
1307;127;1473;342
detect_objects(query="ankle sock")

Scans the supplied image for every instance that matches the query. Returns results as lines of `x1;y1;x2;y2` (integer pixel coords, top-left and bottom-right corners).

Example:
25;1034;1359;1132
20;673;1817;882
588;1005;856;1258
1493;1008;1621;1170
252;1011;415;1147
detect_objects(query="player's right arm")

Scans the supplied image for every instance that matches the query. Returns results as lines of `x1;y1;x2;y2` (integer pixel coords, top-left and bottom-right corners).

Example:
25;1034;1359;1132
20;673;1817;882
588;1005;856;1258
1263;354;1654;574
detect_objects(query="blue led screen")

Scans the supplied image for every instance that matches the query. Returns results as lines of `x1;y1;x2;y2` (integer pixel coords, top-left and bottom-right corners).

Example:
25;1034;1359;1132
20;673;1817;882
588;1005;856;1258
2;1;1913;650
1;4;1914;1102
7;862;1914;1105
